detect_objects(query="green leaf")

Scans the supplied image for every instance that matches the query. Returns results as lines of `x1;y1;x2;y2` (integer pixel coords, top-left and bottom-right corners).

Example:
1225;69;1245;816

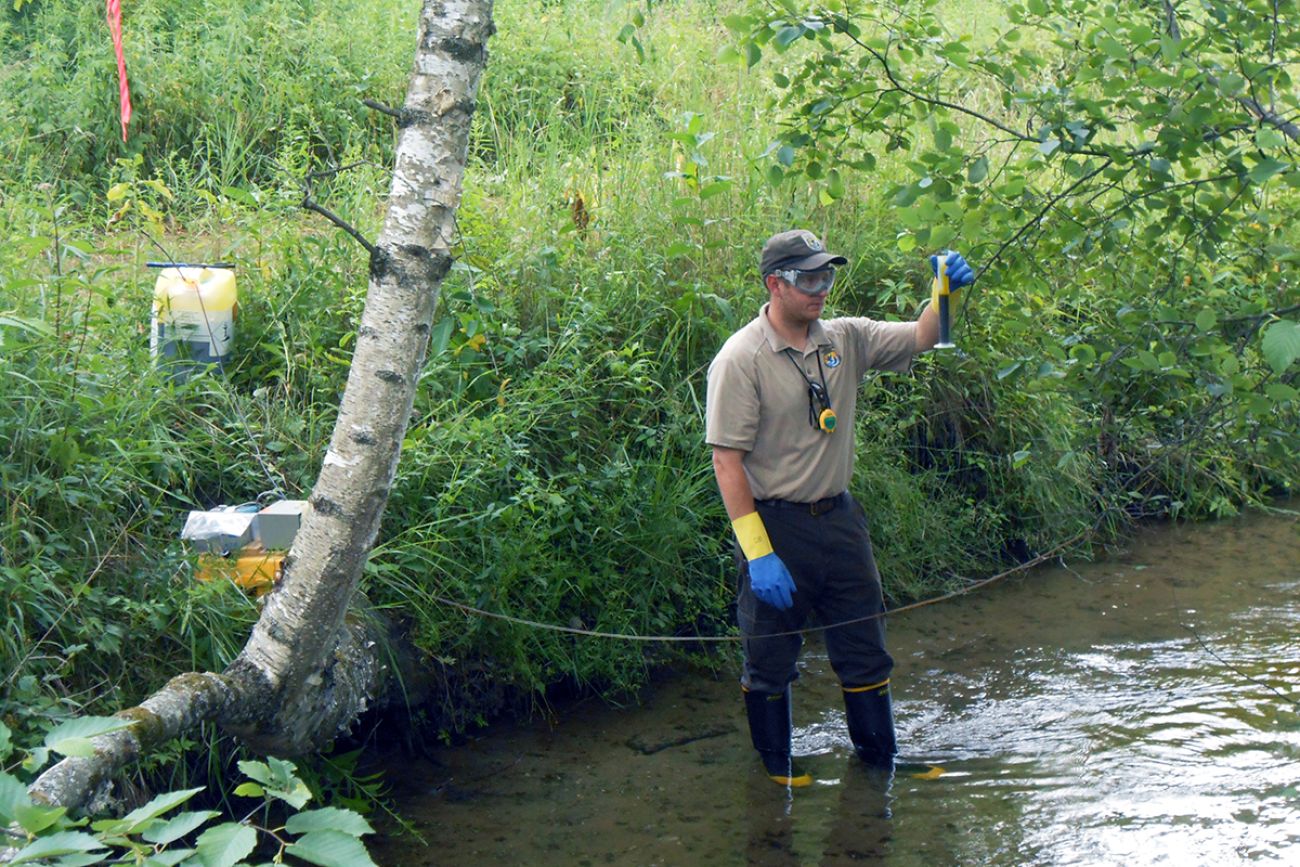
236;760;269;786
1097;35;1127;60
896;234;917;253
1218;73;1246;96
142;809;221;845
826;169;845;200
1261;319;1300;372
61;239;94;259
699;179;733;199
194;822;257;867
50;854;105;867
1248;157;1288;184
1194;308;1216;331
45;715;136;758
9;832;105;864
1069;343;1096;365
285;830;378;867
143;850;198;867
221;186;258;207
102;787;205;836
22;746;50;774
967;156;989;184
233;782;265;798
1255;128;1286;150
1265;382;1298;402
285;807;376;837
237;757;311;809
428;317;454;356
774;25;804;48
15;803;67;835
0;771;30;822
745;41;761;68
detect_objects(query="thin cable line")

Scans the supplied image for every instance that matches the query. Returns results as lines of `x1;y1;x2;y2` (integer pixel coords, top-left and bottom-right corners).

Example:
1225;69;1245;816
431;531;1088;642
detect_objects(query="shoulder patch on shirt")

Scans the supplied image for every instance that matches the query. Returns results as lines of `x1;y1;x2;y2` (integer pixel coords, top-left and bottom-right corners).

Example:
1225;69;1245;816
823;348;841;369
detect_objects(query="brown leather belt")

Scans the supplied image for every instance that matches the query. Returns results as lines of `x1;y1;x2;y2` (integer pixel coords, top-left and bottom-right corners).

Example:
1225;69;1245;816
755;492;848;517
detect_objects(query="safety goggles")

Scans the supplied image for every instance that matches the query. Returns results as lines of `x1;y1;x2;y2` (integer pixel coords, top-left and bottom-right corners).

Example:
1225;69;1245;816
774;267;836;296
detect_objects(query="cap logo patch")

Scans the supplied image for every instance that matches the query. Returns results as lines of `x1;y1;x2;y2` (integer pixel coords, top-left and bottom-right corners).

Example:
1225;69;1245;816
800;231;824;252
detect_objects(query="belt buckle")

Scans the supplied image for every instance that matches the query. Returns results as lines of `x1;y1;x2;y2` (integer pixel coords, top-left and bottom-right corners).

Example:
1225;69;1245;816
809;497;833;517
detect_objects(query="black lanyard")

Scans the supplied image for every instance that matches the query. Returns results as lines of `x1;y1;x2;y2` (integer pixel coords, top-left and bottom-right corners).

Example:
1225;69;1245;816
783;348;836;433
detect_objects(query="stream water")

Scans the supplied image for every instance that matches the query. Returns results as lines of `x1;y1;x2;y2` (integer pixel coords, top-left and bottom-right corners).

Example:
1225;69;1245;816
371;512;1299;865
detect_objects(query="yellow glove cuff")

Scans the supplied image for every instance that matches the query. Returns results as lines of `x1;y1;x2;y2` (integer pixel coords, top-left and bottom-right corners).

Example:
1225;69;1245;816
732;511;774;561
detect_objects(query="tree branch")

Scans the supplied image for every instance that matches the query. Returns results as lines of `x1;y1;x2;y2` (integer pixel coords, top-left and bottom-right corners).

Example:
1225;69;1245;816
977;159;1113;278
362;98;403;119
301;197;379;259
27;672;246;809
1161;0;1300;141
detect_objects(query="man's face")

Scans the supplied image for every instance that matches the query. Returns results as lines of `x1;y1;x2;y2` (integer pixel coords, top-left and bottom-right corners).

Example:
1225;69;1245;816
769;271;831;324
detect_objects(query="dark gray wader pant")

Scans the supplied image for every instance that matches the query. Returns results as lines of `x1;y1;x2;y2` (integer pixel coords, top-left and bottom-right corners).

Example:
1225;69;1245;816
736;492;893;693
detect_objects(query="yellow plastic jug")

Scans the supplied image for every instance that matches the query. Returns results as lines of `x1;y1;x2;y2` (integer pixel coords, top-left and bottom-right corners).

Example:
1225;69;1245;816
150;265;237;371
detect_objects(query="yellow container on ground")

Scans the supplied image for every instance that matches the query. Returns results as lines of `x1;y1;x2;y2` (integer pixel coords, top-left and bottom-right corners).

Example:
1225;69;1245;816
151;267;238;366
196;545;283;596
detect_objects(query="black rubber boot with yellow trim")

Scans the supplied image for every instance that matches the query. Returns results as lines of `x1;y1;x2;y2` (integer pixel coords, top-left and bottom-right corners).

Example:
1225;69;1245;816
843;680;897;768
743;687;812;787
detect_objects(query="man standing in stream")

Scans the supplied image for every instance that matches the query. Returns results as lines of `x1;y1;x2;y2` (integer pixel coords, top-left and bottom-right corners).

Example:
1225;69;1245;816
705;229;975;786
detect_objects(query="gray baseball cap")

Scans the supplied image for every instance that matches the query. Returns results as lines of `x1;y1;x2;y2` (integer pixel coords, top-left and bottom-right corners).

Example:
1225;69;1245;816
760;229;848;275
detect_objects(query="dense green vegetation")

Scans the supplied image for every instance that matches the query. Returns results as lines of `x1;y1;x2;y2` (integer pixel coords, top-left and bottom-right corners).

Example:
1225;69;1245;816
1;0;1295;795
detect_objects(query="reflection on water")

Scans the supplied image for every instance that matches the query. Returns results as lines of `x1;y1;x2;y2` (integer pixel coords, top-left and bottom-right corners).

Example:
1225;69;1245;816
372;513;1299;865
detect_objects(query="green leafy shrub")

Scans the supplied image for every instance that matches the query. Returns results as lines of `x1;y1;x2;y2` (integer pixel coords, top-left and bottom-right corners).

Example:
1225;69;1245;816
0;718;378;866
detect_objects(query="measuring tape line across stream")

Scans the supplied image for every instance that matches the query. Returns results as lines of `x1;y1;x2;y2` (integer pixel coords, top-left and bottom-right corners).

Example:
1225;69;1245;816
431;533;1088;642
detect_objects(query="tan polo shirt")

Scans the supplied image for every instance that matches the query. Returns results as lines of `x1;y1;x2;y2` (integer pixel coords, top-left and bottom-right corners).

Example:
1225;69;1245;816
705;303;917;502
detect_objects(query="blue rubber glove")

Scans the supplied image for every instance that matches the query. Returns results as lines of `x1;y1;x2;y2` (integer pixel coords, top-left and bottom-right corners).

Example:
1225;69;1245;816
748;552;796;610
930;250;975;289
733;511;797;610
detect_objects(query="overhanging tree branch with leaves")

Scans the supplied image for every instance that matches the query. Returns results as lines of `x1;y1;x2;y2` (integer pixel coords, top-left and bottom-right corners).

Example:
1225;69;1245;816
723;0;1298;512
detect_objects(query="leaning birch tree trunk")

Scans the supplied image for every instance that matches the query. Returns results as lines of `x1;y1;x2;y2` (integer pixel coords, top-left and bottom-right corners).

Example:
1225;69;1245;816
26;0;495;811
